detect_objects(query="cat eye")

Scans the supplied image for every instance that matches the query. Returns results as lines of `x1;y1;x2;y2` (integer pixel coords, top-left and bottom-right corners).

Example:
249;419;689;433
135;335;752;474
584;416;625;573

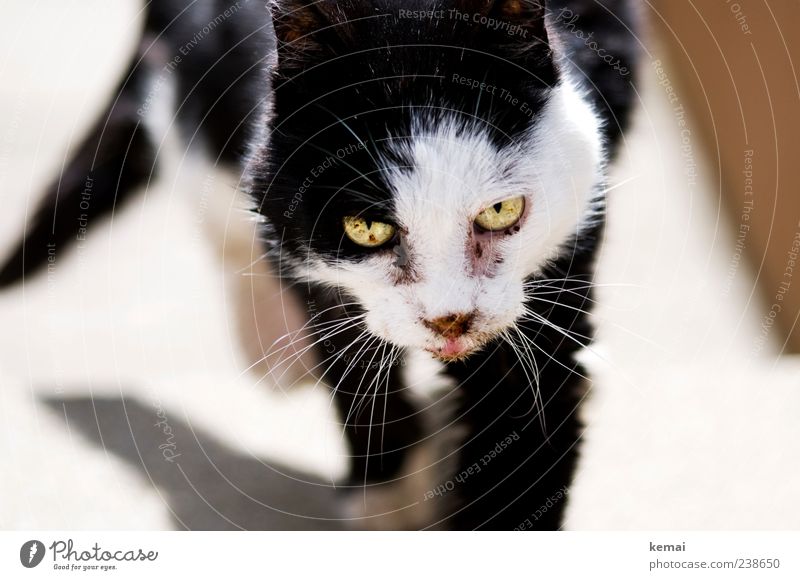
342;216;396;248
474;195;526;232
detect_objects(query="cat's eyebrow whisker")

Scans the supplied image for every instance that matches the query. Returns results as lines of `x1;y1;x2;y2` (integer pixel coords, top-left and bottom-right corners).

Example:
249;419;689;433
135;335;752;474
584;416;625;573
316;105;385;176
312;185;382;205
307;140;382;191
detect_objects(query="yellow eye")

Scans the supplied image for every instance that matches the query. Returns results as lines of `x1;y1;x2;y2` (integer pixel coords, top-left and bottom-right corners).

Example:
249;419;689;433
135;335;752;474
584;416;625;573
474;196;526;232
342;216;396;247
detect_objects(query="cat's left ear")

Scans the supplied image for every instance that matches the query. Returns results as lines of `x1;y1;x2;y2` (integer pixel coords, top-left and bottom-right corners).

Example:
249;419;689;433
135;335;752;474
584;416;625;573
268;0;351;73
269;0;371;66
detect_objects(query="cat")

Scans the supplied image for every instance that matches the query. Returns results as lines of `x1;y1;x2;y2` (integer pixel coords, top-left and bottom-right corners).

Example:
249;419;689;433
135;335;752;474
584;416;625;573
0;0;638;529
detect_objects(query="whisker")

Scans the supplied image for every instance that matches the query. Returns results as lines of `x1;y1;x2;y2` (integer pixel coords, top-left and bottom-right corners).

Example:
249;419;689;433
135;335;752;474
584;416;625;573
340;335;385;441
525;294;666;352
362;340;390;502
380;346;400;467
263;315;368;386
501;328;547;432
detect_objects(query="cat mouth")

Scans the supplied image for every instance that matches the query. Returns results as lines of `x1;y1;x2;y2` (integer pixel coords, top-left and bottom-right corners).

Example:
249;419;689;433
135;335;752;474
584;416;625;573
425;337;478;362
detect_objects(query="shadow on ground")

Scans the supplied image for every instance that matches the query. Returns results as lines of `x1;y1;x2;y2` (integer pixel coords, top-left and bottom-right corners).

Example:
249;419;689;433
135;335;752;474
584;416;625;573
44;395;346;530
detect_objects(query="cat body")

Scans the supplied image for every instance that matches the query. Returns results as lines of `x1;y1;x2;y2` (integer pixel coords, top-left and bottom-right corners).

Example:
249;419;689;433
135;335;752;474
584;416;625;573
0;0;639;529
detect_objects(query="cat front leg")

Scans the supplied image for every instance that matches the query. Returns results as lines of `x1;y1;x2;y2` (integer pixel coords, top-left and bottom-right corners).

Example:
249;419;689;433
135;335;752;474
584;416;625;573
438;338;586;530
297;287;436;529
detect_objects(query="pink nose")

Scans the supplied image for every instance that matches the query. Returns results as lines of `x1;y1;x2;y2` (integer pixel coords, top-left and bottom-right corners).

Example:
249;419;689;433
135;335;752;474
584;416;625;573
423;313;474;339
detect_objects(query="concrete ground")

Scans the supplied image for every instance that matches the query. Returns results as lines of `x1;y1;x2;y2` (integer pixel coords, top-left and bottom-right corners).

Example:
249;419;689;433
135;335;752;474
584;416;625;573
1;1;798;530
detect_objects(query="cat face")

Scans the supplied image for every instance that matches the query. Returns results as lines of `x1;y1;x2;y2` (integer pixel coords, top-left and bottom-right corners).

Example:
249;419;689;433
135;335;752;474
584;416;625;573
253;0;604;360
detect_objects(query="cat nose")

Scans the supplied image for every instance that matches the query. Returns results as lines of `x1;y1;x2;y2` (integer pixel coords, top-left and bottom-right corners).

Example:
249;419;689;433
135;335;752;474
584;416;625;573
423;313;474;339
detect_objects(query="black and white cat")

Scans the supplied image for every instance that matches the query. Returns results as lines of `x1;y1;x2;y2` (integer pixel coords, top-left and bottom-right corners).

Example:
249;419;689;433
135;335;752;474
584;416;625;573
0;0;638;529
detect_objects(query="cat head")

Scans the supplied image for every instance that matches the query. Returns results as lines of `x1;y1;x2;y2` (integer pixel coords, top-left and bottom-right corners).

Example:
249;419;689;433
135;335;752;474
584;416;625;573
251;0;604;361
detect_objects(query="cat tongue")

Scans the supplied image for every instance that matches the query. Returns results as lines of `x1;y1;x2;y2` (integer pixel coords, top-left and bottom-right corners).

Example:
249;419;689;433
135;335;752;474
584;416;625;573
442;338;464;357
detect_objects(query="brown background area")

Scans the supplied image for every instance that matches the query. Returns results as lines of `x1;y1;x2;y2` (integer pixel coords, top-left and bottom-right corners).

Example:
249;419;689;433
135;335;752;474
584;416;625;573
651;0;800;352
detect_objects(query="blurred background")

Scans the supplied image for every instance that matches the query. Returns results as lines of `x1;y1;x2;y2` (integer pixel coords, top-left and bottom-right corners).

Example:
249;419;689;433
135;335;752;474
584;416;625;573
0;0;798;530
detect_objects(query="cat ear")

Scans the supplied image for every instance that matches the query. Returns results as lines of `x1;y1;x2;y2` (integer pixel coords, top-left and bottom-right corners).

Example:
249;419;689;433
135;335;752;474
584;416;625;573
454;0;551;57
269;0;326;50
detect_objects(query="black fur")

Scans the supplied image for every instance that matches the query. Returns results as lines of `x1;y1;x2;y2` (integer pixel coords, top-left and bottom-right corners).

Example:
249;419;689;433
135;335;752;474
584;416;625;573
0;0;638;530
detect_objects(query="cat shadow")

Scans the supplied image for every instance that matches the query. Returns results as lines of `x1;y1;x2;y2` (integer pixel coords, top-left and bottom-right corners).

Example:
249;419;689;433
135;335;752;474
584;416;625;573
43;395;346;530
